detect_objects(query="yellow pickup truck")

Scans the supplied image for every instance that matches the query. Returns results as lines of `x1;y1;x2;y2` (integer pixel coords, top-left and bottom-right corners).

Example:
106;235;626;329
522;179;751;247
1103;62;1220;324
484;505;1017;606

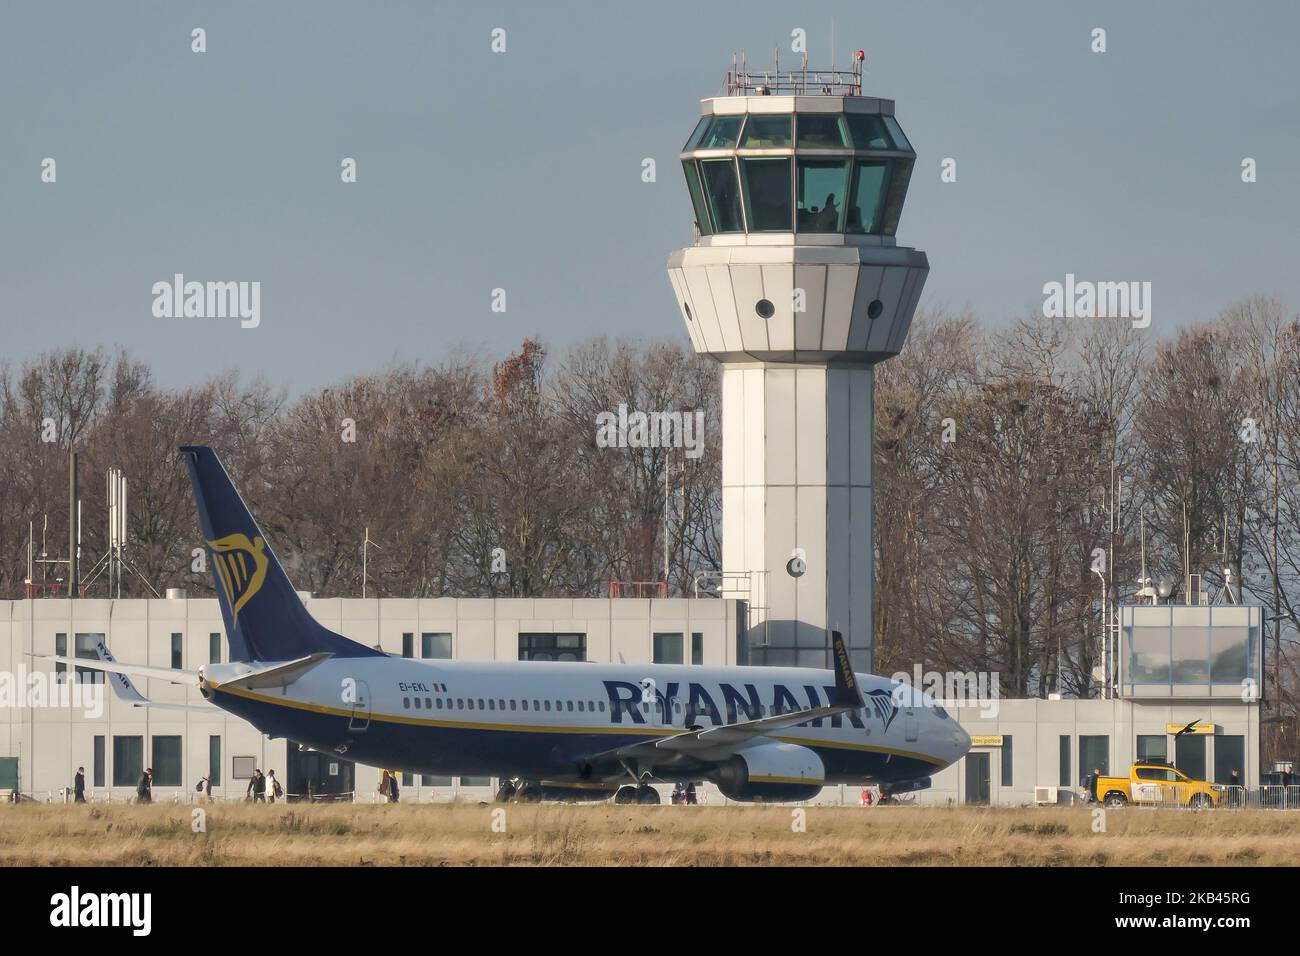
1089;763;1225;808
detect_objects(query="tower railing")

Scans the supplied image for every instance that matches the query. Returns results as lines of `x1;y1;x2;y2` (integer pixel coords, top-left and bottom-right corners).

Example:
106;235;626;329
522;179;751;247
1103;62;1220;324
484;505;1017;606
725;67;863;97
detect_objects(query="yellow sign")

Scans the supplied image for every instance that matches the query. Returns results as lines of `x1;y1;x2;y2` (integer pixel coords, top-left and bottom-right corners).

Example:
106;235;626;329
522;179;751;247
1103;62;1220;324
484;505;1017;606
970;735;1004;747
1166;723;1216;735
208;533;268;619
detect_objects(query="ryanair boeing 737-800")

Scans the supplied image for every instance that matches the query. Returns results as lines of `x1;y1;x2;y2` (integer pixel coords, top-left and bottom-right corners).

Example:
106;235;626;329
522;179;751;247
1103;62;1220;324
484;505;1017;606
43;446;969;804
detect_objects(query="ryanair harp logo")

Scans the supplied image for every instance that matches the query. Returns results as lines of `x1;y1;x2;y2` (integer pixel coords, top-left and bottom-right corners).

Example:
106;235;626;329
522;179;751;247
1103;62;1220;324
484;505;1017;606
208;533;268;618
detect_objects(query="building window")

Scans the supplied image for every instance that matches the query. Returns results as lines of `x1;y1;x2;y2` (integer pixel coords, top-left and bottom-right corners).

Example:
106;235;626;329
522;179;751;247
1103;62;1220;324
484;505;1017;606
741;158;793;232
459;776;491;787
1001;736;1013;787
54;633;67;681
74;633;104;684
93;735;105;788
691;632;704;665
1079;735;1110;784
518;633;586;662
152;736;182;787
1058;735;1071;788
1214;735;1245;785
112;735;144;788
1176;734;1207;781
209;736;222;787
170;633;183;670
422;775;451;786
653;633;684;664
421;633;452;659
796;158;849;232
700;158;744;233
402;772;413;787
232;756;256;779
401;633;414;659
209;633;222;664
1136;734;1167;763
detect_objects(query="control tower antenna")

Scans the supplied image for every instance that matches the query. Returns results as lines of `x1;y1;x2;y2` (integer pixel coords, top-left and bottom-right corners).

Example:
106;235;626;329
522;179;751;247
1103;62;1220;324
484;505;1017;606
669;57;927;669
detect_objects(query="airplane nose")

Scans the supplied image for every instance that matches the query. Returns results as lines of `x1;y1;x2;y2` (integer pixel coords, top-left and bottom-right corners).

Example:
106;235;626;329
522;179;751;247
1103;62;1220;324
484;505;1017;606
953;723;972;760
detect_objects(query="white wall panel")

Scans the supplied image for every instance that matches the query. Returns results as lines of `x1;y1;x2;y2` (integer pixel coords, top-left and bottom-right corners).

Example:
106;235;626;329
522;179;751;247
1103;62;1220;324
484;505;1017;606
793;264;826;352
795;367;827;486
764;369;796;486
729;264;769;352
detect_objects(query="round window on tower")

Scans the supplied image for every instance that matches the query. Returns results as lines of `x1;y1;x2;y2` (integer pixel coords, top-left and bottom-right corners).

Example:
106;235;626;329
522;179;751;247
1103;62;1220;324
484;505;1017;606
755;298;775;319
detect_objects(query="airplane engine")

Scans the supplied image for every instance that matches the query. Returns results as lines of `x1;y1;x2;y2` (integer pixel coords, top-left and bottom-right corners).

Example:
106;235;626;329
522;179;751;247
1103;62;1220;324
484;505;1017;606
709;742;825;802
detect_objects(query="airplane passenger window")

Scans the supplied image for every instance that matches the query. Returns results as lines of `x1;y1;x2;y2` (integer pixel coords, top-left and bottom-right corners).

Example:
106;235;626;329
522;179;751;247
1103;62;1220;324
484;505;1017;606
510;700;517;710
567;701;574;711
456;698;463;709
403;697;410;708
533;700;540;710
598;701;605;712
555;700;562;711
588;701;595;711
467;699;475;710
578;701;585;712
488;699;495;710
477;698;485;709
544;701;551;711
424;698;431;709
521;700;529;710
435;699;443;709
414;698;422;709
498;699;505;710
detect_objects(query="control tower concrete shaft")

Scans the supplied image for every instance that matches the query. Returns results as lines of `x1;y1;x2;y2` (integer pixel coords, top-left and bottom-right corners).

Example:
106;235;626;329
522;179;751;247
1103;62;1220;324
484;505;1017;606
666;63;928;669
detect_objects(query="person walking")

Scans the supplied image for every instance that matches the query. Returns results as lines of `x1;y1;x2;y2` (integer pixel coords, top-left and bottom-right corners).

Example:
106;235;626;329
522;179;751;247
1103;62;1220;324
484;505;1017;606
73;766;86;803
266;769;283;803
388;771;400;804
136;767;152;804
247;769;267;803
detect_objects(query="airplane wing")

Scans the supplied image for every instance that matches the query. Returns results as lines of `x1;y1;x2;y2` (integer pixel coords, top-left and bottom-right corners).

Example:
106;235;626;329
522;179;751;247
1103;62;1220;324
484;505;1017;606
31;638;215;712
33;654;198;685
588;630;865;770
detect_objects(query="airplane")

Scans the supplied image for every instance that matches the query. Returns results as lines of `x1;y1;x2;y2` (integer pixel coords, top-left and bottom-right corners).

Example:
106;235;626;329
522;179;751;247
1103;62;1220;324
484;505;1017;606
40;445;970;804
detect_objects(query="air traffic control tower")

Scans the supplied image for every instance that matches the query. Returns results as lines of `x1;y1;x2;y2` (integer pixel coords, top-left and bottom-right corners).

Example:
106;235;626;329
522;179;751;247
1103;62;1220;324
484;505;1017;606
667;58;928;670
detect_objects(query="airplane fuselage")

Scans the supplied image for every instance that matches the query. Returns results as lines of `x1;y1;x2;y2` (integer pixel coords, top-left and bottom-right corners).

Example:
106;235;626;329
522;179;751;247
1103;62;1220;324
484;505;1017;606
201;656;969;787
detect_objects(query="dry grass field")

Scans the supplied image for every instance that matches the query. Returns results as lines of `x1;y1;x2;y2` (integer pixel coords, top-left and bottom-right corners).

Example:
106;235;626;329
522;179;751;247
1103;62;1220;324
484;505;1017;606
2;801;1298;866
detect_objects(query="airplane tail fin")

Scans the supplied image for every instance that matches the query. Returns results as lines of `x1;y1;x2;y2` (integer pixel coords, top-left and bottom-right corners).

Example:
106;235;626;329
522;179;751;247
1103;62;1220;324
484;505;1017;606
180;446;383;663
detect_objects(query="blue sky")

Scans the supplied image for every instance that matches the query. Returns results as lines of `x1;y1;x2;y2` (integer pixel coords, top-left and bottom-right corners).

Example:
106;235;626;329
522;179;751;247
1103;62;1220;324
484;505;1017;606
2;0;1298;393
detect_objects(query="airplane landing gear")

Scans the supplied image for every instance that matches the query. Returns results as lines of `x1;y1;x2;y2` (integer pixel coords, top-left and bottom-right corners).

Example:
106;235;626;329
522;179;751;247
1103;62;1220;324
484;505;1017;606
614;784;661;805
494;779;518;803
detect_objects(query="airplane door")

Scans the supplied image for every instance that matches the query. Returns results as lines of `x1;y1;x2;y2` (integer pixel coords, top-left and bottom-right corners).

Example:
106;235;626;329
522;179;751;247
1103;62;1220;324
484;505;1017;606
348;680;371;733
904;709;919;742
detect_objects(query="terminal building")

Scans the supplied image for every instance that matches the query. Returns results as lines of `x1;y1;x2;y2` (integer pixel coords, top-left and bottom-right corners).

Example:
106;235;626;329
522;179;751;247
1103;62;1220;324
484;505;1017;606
0;60;1264;805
